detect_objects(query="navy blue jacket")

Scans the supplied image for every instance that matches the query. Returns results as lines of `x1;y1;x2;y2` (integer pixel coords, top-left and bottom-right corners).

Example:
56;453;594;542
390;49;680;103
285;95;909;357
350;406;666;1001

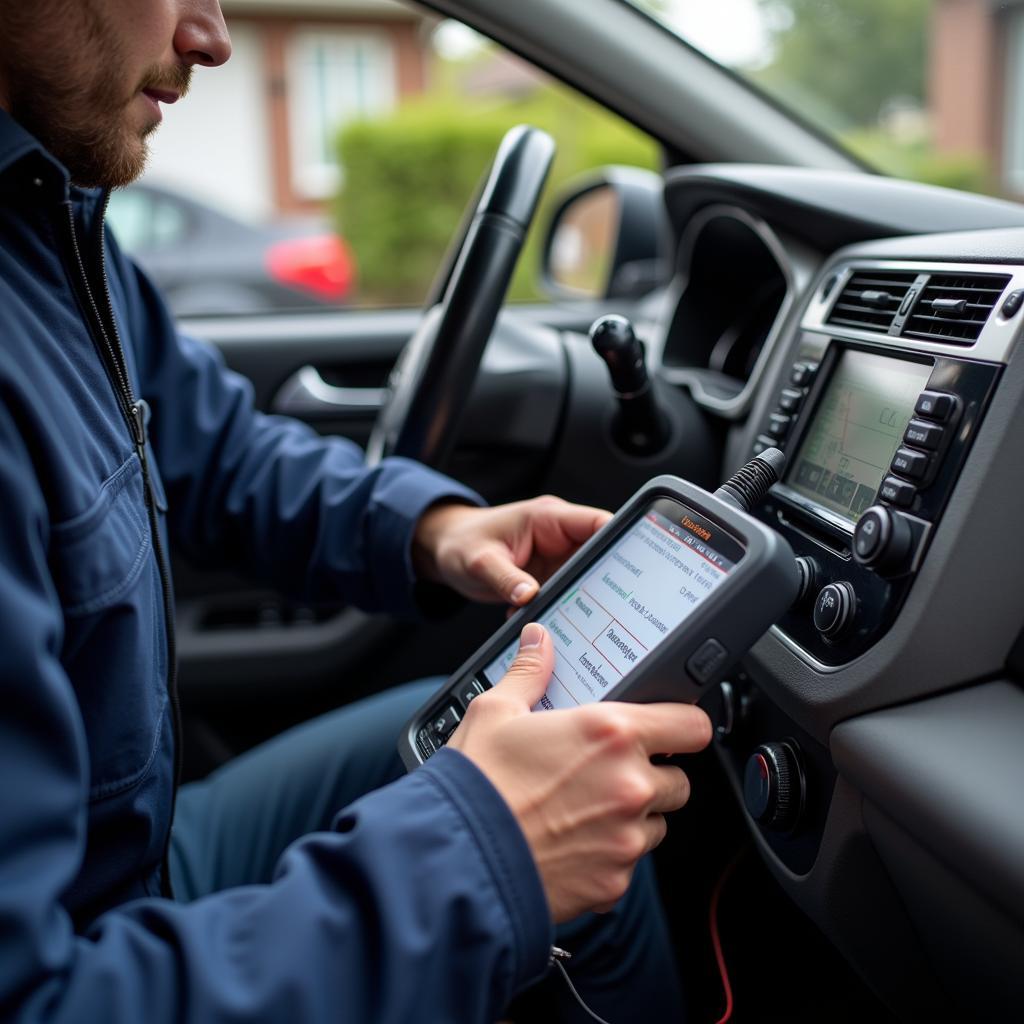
0;111;551;1021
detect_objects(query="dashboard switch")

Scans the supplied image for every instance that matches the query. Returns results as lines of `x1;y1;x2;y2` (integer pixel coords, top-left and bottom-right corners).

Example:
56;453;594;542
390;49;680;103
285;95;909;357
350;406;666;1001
778;387;803;413
790;361;817;387
813;581;856;640
793;556;820;606
743;741;804;831
904;418;944;450
1000;288;1024;319
890;446;929;481
853;506;912;575
767;412;792;439
914;390;956;422
879;476;915;508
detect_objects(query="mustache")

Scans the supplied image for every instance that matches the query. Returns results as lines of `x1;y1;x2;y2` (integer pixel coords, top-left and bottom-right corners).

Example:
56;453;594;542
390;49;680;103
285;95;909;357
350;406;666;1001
138;63;192;99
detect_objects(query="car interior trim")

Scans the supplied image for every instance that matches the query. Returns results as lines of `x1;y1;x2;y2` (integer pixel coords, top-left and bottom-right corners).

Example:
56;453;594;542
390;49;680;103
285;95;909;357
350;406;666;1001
803;257;1024;365
655;203;797;418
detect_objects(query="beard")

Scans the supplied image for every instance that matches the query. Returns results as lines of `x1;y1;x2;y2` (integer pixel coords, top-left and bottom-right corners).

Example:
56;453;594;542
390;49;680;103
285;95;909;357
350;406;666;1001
0;2;190;189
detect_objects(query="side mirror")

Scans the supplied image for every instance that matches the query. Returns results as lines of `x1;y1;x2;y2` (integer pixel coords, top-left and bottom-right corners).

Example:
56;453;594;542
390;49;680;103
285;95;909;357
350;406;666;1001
541;167;672;300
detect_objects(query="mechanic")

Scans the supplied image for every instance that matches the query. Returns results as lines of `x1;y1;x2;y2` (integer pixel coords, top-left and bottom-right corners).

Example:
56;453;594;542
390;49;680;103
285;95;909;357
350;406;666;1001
0;2;712;1021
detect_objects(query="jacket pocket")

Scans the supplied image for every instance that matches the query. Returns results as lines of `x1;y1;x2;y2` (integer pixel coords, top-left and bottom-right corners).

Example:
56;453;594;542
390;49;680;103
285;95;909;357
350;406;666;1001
49;455;150;615
49;454;168;802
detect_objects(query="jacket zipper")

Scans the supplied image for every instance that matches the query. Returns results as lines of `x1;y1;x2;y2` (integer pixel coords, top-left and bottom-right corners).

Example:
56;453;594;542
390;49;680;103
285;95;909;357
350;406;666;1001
62;197;182;899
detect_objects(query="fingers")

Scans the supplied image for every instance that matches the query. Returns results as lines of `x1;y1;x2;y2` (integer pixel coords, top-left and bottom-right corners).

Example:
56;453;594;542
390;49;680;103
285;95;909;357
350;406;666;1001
585;702;713;757
495;624;553;707
631;703;713;756
531;498;613;550
647;763;691;815
641;812;669;854
467;545;539;606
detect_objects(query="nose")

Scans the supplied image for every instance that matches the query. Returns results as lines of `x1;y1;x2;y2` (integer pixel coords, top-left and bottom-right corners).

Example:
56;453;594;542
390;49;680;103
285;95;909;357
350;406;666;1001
173;0;232;67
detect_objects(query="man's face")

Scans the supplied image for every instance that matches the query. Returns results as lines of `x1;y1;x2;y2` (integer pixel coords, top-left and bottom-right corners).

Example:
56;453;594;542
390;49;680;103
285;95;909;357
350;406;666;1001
0;0;230;188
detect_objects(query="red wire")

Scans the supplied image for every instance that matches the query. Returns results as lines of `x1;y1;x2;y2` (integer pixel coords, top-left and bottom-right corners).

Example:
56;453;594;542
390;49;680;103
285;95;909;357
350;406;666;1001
709;851;743;1024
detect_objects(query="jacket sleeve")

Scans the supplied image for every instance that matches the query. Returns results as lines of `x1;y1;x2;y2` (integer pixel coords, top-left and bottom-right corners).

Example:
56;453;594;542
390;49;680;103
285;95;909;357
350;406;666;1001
0;405;552;1023
106;239;482;618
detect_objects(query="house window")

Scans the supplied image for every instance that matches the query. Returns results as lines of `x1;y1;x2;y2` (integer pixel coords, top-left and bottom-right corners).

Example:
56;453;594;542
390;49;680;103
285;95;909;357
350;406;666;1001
1004;8;1024;192
288;31;396;199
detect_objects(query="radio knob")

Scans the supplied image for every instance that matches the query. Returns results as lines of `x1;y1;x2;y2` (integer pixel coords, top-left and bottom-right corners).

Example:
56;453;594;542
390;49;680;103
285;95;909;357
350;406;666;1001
793;556;820;607
813;581;856;640
743;741;803;831
852;505;912;575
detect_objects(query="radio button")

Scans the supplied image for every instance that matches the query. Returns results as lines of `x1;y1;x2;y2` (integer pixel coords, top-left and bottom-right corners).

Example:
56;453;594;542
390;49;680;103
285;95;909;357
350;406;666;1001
778;387;804;413
790;361;817;387
813;582;856;640
879;476;915;507
1000;288;1024;318
914;391;956;422
743;741;803;830
767;413;792;439
793;556;820;607
903;418;944;450
853;506;912;574
752;433;777;456
890;446;929;481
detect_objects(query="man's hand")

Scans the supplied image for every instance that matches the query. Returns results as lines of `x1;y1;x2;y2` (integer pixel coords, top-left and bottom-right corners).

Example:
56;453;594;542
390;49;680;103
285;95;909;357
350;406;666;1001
412;496;612;607
447;623;712;923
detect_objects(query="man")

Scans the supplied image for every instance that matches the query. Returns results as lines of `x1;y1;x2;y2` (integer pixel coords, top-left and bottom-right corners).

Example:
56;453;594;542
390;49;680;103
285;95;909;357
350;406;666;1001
0;2;712;1021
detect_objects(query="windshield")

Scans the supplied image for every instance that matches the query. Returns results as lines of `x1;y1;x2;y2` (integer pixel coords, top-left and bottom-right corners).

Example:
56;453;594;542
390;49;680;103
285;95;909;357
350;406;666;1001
626;0;1016;199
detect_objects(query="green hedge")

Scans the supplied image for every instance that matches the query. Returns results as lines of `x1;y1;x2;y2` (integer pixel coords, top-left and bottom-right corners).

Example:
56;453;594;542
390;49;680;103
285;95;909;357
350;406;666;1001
336;88;659;305
841;128;996;196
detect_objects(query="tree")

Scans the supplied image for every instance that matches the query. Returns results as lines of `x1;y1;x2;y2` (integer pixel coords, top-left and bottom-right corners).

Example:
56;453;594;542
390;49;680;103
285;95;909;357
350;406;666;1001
753;0;931;128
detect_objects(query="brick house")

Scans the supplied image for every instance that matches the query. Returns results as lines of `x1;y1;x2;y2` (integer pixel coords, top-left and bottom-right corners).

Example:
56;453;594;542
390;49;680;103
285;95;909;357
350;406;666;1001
143;0;434;221
930;0;1024;195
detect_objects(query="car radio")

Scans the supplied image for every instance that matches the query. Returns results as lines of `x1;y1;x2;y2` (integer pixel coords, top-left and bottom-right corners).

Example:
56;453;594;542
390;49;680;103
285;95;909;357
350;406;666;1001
749;336;1000;664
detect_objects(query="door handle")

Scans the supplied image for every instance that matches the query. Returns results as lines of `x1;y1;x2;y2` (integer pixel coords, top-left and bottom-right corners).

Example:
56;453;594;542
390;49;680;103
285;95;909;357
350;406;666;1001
272;366;386;418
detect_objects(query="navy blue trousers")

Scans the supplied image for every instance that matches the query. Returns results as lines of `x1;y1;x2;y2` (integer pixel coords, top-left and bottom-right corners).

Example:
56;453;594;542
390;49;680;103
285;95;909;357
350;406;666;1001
169;679;684;1023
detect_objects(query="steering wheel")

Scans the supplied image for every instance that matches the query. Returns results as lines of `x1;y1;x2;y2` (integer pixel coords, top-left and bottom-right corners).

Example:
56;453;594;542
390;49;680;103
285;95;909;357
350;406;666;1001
365;125;556;468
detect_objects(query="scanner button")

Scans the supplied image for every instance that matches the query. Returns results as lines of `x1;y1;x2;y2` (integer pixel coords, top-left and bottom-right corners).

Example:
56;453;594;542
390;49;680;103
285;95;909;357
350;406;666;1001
416;727;437;758
457;678;486;710
430;704;462;743
687;638;729;685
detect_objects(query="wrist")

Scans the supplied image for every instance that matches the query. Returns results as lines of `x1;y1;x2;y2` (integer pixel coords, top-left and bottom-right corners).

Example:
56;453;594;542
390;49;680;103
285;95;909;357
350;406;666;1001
412;500;474;583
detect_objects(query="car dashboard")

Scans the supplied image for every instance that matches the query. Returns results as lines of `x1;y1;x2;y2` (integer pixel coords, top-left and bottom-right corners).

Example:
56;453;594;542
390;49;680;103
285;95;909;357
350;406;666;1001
637;165;1024;1018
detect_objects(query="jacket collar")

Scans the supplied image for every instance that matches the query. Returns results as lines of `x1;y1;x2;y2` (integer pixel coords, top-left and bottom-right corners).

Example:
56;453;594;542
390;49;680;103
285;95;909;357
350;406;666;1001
0;108;73;202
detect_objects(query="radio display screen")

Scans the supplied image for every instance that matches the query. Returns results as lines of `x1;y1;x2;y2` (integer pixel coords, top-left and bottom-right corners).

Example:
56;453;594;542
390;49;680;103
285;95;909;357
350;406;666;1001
786;350;931;523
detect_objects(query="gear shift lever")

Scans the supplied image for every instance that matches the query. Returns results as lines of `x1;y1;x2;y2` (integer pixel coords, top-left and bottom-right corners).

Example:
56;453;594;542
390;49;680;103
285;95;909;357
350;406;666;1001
590;314;669;455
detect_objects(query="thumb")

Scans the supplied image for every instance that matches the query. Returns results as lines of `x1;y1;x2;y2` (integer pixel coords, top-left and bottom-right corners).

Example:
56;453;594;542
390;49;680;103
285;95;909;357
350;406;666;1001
469;546;539;606
496;623;553;708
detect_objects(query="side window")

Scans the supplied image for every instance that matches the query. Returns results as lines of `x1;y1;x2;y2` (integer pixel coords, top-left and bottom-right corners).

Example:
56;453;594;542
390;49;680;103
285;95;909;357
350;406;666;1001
288;31;397;200
135;3;657;316
106;189;156;251
151;199;188;248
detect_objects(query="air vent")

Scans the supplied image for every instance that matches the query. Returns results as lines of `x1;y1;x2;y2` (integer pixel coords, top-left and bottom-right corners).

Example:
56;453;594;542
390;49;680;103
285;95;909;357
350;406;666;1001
902;273;1011;345
826;270;918;333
